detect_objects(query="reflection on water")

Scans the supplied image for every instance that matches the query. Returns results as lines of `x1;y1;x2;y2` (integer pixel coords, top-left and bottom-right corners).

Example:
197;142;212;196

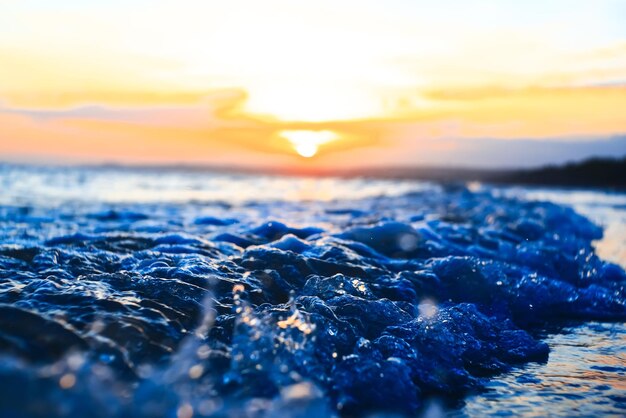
456;322;626;417
0;164;430;205
458;186;626;416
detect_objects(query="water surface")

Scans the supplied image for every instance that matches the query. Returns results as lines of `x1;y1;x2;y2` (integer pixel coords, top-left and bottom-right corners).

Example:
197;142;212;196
0;164;624;417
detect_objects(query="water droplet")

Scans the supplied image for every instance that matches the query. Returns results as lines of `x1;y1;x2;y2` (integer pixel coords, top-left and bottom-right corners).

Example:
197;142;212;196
59;373;76;389
188;364;204;379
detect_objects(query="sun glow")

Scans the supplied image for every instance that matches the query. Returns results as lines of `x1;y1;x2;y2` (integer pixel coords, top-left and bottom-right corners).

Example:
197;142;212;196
1;1;625;166
280;130;338;158
244;85;382;122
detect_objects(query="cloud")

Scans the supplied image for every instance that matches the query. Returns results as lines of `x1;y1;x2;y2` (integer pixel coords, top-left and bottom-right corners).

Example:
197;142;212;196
0;89;247;126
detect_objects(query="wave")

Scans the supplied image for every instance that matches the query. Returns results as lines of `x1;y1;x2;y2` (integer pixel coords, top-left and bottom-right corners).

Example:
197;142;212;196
0;184;624;417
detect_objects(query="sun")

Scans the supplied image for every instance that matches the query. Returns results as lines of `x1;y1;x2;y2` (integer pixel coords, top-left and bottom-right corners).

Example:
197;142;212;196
280;130;338;158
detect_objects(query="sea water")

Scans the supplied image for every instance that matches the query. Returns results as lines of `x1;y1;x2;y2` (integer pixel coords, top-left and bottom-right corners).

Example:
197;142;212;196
0;164;624;417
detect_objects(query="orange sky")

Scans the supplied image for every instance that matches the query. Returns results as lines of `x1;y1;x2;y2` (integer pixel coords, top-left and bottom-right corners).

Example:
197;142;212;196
1;1;626;169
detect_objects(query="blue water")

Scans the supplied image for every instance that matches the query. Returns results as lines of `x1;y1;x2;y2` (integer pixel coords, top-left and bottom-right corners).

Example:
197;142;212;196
0;165;624;417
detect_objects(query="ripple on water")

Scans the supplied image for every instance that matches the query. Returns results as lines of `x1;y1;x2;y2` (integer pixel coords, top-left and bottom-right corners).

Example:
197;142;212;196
458;322;626;417
0;166;624;417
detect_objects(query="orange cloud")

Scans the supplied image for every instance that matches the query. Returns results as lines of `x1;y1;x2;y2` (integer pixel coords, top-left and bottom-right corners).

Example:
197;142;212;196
1;82;625;169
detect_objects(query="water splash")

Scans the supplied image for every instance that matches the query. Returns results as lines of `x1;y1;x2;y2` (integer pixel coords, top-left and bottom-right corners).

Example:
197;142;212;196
0;165;624;417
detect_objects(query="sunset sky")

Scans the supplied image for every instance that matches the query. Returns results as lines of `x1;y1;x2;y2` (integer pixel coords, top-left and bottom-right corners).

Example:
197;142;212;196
1;0;625;169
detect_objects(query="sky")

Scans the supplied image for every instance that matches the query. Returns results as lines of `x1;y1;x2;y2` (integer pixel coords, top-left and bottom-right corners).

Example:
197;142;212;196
1;0;625;169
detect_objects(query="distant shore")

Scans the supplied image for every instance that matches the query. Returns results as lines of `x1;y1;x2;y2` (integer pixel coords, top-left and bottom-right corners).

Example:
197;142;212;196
2;156;625;190
338;156;626;190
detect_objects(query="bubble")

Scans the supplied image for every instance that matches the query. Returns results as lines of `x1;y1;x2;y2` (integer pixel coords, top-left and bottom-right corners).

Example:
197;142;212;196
59;373;76;389
188;364;204;379
398;233;419;251
418;299;439;319
196;345;210;359
177;403;193;418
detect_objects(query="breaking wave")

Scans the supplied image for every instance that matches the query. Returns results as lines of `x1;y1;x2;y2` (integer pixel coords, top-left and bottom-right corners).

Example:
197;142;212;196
0;166;624;417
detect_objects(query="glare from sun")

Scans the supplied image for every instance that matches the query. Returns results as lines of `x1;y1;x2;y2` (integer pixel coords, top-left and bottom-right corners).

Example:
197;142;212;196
245;85;382;122
280;130;338;158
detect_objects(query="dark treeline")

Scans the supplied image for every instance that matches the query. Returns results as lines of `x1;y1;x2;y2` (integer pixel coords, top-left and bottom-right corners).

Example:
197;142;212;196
338;157;626;190
496;157;626;189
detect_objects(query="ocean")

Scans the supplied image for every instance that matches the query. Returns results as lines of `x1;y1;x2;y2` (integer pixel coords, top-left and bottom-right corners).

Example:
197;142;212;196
0;164;624;417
